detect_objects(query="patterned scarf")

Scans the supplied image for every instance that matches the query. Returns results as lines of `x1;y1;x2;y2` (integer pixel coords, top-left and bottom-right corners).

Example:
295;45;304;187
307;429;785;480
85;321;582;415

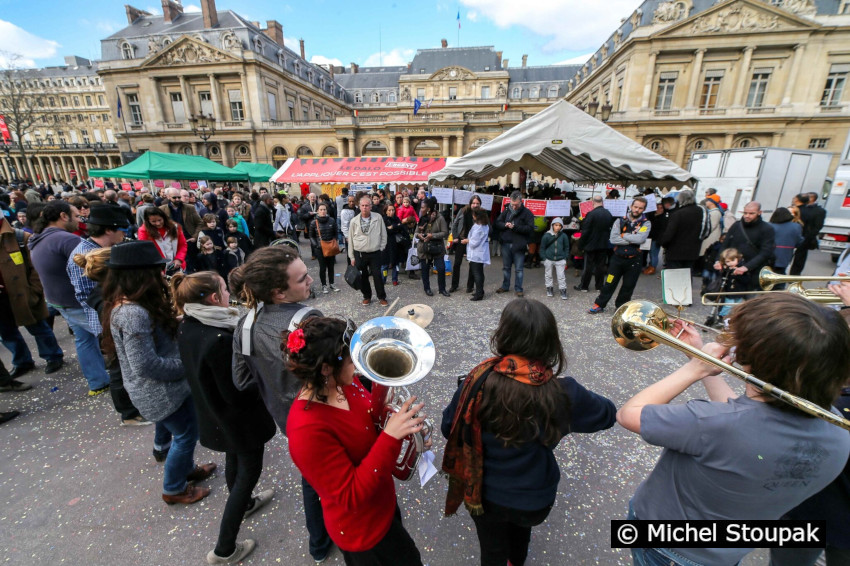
442;355;553;516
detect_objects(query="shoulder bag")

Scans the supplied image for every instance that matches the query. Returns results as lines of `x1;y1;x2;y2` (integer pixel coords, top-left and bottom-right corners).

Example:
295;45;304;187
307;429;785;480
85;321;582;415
316;219;340;256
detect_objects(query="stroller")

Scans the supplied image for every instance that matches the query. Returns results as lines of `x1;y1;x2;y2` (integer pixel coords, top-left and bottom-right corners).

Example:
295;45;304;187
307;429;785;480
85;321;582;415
703;270;730;328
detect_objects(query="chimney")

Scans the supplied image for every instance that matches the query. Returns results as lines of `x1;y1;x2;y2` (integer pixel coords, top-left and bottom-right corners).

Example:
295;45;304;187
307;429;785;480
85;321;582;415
161;0;183;23
200;0;218;28
299;39;306;59
522;54;528;68
329;65;334;79
496;51;503;61
503;58;509;68
125;5;152;24
441;39;448;48
350;62;359;74
264;20;283;44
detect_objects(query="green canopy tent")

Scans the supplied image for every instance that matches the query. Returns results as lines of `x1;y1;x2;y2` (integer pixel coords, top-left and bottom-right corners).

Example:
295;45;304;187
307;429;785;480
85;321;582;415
88;151;248;181
232;162;278;183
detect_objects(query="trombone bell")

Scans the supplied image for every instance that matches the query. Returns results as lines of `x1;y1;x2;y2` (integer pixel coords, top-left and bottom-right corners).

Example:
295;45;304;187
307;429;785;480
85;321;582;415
612;301;670;351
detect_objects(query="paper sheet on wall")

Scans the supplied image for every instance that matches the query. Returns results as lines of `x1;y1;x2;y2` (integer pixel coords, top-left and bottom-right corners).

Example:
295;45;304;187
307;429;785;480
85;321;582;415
418;450;439;487
453;189;473;205
644;194;657;211
474;193;494;210
603;199;628;217
432;187;454;205
661;268;694;306
544;199;572;217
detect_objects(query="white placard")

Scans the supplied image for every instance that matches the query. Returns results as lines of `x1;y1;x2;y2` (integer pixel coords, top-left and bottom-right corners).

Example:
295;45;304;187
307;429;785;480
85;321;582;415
544;199;572;217
417;450;439;487
432;187;454;205
453;189;473;205
832;180;847;196
474;193;494;210
643;194;657;211
351;183;372;192
640;237;652;251
661;268;694;306
603;199;628;217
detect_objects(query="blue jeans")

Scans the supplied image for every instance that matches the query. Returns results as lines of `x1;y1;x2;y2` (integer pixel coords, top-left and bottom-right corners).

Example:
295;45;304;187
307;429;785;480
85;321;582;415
420;256;446;293
500;242;526;292
54;306;110;391
627;501;708;566
0;318;63;367
719;297;743;317
302;476;332;559
158;396;199;495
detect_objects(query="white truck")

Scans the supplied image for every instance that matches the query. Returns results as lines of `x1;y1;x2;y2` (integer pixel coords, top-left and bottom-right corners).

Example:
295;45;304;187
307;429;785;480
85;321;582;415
687;147;833;218
819;134;850;259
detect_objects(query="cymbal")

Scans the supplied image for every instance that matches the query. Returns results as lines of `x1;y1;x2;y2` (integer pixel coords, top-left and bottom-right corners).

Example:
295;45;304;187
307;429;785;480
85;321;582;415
395;303;434;329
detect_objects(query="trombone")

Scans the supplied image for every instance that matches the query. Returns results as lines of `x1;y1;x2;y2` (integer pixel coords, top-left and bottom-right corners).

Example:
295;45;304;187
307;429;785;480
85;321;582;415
701;267;849;306
612;300;850;431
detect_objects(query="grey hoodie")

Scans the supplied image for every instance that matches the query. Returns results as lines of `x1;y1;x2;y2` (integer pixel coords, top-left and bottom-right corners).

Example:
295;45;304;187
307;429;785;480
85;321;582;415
28;227;82;308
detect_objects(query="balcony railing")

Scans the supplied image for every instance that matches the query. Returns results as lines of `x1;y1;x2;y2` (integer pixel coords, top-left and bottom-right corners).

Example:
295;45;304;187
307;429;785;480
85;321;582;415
653;109;680;116
163;122;188;129
820;104;843;113
128;123;145;131
698;108;726;116
746;106;776;114
261;119;335;129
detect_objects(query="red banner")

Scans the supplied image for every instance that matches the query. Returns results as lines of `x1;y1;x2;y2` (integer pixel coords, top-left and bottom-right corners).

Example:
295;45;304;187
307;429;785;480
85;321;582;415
94;179;104;188
134;181;144;190
271;157;446;183
121;182;131;190
171;181;181;189
153;180;165;188
500;198;547;216
189;181;199;189
0;115;10;143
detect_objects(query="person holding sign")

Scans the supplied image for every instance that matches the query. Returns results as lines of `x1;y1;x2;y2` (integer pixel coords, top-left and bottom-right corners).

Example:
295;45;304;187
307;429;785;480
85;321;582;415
588;197;650;314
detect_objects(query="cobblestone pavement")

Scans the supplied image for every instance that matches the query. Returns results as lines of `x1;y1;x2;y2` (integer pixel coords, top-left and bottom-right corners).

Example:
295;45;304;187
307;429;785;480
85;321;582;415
2;244;833;566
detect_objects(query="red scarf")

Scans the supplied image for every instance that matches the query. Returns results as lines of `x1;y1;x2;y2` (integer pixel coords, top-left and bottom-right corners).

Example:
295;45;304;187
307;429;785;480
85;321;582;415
441;355;553;516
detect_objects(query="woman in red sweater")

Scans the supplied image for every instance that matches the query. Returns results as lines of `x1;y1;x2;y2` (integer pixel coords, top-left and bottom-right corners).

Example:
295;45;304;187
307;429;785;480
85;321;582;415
285;317;424;566
138;207;187;273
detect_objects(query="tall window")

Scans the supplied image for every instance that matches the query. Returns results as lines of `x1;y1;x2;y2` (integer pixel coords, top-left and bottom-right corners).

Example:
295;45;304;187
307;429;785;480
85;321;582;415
511;87;521;99
170;92;186;123
267;92;277;121
481;86;490;99
288;101;295;120
81;129;90;144
371;92;380;103
60;96;67;106
228;90;244;121
417;88;425;101
530;87;539;98
822;65;849;106
302;105;309;120
98;95;104;105
121;42;133;60
449;87;457;100
388;91;397;103
548;85;559;97
354;92;363;103
199;91;213;117
655;72;677;110
73;96;80;107
127;93;143;125
699;71;723;109
746;70;771;108
85;96;92;106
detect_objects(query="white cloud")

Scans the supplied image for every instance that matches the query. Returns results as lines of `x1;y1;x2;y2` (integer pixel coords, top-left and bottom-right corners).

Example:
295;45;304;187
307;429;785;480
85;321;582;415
284;36;302;53
363;48;416;67
310;55;343;68
0;20;60;68
555;52;593;65
467;10;479;22
79;18;122;35
183;3;202;13
460;0;633;53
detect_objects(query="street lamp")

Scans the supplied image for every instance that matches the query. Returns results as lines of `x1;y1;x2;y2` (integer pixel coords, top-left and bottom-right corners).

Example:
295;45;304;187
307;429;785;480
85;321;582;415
189;113;215;158
587;99;600;117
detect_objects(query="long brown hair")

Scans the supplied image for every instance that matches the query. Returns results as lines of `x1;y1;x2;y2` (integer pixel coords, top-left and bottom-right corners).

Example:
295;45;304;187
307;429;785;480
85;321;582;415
100;266;178;358
228;246;299;308
143;207;178;239
480;299;570;447
719;293;850;414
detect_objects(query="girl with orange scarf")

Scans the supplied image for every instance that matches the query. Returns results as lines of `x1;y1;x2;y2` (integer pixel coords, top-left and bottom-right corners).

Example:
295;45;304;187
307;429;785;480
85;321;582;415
441;298;616;566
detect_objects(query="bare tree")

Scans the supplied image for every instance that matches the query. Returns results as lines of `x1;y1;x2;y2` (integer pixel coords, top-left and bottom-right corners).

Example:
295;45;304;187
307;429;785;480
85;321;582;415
0;51;55;181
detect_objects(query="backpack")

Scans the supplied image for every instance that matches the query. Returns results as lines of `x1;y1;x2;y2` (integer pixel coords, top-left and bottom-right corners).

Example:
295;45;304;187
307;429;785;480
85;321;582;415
698;205;712;240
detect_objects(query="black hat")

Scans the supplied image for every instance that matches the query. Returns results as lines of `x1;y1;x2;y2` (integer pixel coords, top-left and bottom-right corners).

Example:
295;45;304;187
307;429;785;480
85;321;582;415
86;204;130;228
106;241;167;269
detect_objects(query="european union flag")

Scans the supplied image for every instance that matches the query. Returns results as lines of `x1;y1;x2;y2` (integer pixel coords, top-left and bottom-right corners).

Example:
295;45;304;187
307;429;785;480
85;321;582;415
116;87;123;119
413;98;422;115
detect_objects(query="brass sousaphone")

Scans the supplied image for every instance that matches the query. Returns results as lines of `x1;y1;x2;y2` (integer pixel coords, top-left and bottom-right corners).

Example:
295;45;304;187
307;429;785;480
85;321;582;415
349;316;436;481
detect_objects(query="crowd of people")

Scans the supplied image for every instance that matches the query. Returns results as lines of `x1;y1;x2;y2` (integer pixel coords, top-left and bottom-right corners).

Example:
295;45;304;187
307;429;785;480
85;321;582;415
0;176;847;566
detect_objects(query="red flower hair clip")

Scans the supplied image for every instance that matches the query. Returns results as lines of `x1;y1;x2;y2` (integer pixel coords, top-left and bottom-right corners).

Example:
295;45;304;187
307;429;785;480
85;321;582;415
287;328;307;354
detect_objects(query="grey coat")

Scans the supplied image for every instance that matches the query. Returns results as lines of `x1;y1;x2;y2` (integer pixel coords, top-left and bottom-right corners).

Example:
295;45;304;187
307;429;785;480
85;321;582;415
111;303;188;423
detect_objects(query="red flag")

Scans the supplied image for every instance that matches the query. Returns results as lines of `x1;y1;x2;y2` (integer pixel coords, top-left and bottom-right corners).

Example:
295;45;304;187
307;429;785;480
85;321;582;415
0;115;10;143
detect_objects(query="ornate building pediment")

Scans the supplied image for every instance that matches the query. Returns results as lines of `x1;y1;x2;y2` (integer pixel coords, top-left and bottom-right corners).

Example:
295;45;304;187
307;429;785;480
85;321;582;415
141;36;241;68
430;66;476;81
656;0;816;38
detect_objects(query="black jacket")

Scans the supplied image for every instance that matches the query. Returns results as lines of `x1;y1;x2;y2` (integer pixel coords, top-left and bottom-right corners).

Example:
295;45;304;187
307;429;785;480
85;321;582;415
253;202;275;248
721;216;775;273
308;214;338;255
495;204;535;247
660;203;704;261
799;203;826;242
226;230;253;257
578;206;614;252
177;317;276;453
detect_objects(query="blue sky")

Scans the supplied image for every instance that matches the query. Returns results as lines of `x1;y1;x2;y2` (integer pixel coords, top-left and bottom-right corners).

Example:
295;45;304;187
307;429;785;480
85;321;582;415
0;0;640;69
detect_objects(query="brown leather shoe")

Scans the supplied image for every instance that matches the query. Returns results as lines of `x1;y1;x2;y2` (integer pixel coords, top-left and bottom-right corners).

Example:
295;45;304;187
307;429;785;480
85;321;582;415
162;484;211;505
186;463;217;483
644;266;656;275
379;299;389;307
361;299;371;305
